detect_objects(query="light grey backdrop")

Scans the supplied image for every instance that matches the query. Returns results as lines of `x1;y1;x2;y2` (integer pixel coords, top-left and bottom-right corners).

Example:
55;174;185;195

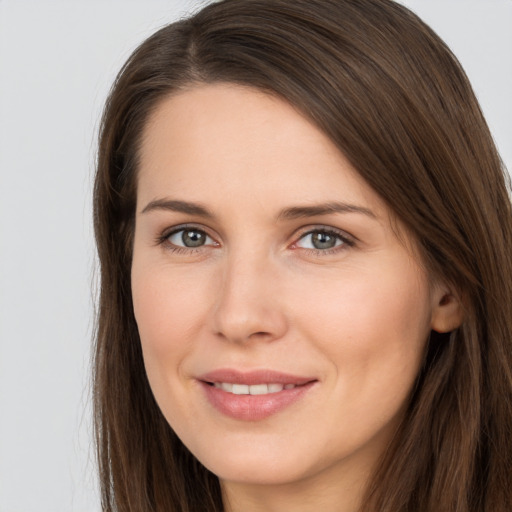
0;1;510;511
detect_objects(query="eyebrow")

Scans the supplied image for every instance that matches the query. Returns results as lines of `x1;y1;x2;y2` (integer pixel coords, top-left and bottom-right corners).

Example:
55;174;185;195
277;202;376;221
141;199;214;218
141;198;376;220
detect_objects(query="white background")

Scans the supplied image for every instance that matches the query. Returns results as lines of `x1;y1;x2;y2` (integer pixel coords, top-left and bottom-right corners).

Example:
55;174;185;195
0;1;511;511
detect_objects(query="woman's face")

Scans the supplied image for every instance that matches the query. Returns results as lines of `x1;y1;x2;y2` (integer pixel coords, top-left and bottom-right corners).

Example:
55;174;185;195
131;84;452;491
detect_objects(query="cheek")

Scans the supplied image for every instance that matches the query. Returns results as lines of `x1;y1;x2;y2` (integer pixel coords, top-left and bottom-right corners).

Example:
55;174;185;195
130;260;219;435
291;266;432;454
291;261;432;387
131;262;211;380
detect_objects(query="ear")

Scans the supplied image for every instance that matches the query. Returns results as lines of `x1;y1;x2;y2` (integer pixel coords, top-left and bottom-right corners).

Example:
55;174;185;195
430;283;464;333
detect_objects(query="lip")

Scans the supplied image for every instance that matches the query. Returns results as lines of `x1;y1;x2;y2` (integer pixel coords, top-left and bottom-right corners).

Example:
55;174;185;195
197;369;318;421
199;369;315;386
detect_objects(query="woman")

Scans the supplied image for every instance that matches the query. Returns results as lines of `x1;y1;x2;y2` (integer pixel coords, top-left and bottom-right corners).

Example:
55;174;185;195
92;0;512;510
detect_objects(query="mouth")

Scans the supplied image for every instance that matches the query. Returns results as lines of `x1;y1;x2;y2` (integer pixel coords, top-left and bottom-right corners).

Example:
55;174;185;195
198;369;318;421
207;382;301;395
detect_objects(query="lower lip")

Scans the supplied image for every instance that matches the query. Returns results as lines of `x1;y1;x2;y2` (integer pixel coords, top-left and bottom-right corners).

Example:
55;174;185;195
199;381;316;421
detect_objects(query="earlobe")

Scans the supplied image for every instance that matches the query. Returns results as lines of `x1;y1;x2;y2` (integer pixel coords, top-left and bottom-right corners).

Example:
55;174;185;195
430;288;464;333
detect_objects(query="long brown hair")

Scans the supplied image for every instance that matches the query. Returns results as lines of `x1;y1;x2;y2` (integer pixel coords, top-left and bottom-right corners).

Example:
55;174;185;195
93;0;512;510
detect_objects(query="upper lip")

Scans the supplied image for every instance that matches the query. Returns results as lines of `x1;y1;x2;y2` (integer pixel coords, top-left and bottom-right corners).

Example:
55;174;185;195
198;369;317;386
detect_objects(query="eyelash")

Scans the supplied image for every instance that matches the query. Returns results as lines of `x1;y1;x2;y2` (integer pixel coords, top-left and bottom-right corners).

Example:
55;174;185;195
156;224;356;256
156;224;216;254
293;228;355;256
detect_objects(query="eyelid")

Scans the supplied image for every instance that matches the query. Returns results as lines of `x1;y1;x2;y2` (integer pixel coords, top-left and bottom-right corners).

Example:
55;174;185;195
290;225;357;253
156;223;219;249
155;223;356;254
294;225;356;242
168;229;214;247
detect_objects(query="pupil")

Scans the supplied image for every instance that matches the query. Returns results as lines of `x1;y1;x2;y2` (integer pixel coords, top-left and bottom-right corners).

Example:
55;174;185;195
312;232;336;250
182;230;206;247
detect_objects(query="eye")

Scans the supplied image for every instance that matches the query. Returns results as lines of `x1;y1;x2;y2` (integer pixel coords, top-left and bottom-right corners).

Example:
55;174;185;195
295;228;353;251
166;228;215;248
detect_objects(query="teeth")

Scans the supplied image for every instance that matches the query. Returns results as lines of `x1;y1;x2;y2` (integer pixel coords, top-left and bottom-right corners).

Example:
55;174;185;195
249;384;268;395
232;384;249;395
213;383;295;395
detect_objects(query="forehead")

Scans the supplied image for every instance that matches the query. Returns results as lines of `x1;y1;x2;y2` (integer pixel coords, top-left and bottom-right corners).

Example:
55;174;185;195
137;83;387;220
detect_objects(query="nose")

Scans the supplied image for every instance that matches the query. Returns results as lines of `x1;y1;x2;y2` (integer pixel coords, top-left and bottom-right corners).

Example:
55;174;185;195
211;252;288;344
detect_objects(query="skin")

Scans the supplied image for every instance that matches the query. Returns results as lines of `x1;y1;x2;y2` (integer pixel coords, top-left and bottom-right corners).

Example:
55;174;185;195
131;83;462;512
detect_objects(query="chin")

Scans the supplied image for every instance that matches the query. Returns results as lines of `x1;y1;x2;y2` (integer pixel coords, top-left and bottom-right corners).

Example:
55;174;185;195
186;432;331;487
207;456;309;486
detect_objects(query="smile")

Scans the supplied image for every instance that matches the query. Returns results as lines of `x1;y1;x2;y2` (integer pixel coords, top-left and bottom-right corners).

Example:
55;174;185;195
212;383;298;395
198;369;317;421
